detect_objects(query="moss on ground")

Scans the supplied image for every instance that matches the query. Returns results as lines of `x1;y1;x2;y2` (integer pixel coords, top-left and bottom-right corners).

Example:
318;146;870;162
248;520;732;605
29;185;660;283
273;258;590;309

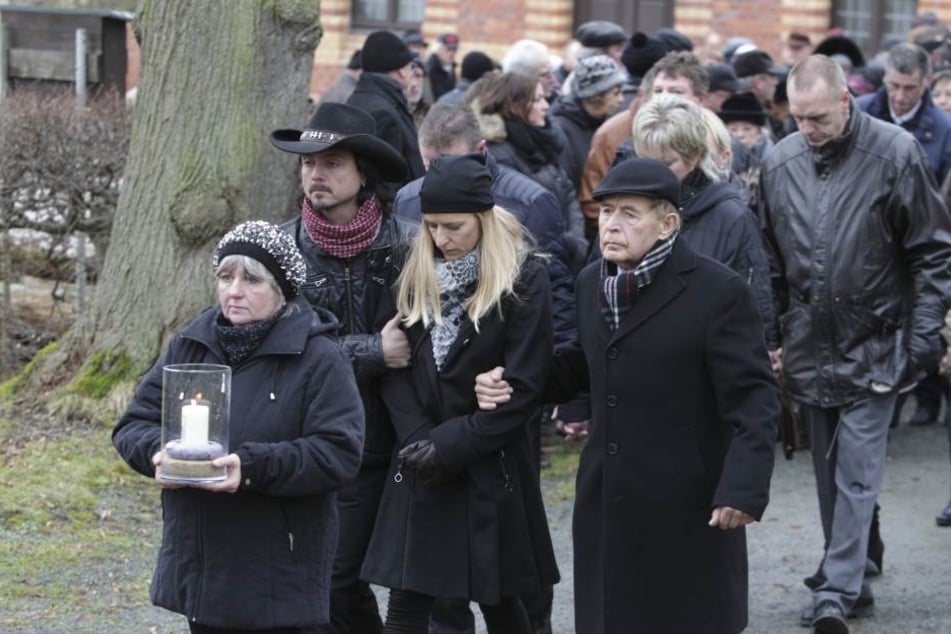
541;440;583;503
0;341;60;401
67;350;135;399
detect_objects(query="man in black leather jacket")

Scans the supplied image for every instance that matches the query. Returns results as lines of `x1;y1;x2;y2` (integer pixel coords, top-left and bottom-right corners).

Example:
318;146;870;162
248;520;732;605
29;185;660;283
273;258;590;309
271;101;413;634
760;55;951;634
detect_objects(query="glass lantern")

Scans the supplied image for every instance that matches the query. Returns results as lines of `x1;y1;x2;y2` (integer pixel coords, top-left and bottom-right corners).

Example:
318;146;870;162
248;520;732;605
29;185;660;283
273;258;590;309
160;364;232;483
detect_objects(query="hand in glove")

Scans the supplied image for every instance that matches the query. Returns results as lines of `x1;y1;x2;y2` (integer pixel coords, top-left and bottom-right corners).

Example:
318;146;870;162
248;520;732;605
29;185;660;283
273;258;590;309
398;439;450;484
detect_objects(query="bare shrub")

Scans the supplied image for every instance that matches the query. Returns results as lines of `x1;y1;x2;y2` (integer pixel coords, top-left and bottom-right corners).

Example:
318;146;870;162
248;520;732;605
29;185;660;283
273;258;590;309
0;86;130;381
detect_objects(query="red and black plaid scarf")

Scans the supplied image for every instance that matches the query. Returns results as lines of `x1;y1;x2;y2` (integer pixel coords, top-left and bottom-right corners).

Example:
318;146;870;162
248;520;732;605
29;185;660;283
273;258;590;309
302;195;382;259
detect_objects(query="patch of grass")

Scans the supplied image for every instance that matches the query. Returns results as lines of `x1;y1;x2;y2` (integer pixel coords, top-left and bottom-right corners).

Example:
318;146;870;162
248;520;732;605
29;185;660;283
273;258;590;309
0;425;162;624
0;341;60;401
541;439;584;504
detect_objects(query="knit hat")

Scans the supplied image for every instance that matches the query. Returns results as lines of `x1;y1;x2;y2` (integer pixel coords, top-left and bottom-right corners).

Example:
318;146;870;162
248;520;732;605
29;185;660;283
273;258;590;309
718;92;767;127
461;51;496;82
575;20;628;48
621;32;668;79
361;30;415;73
420;153;495;214
213;221;307;300
346;49;362;71
593;157;680;207
572;54;627;99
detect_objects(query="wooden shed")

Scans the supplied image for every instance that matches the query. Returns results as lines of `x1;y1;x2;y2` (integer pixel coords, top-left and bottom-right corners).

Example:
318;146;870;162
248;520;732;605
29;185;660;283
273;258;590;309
0;5;133;95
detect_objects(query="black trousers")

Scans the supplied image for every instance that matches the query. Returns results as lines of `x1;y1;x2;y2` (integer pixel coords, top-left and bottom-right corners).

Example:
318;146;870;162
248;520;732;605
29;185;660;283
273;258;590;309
314;462;389;634
385;589;531;634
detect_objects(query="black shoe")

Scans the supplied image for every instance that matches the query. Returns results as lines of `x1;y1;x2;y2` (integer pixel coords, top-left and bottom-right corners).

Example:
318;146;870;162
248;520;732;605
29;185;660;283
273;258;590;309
799;591;873;626
813;601;849;633
937;500;951;527
803;569;824;590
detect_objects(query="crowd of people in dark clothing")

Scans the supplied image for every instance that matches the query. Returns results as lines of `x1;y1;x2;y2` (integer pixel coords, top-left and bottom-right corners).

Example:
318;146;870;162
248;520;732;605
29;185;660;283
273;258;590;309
113;11;951;634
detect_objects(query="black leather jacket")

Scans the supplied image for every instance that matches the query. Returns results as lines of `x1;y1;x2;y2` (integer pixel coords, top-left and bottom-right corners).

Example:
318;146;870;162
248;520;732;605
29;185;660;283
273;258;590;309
760;104;951;407
283;212;414;464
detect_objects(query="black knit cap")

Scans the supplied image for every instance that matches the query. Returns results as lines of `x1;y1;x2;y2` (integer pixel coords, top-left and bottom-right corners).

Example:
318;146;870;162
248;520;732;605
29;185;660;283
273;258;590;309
593;157;680;208
362;30;415;73
213;221;307;300
461;51;496;82
621;32;668;79
420;153;495;214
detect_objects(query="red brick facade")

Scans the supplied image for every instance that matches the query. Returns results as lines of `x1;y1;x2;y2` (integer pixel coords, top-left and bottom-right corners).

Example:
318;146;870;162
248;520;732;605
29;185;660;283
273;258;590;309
310;0;951;100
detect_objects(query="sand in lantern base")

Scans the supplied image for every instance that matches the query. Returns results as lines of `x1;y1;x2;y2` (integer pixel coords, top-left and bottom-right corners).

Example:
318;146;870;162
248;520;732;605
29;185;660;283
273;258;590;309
161;440;228;482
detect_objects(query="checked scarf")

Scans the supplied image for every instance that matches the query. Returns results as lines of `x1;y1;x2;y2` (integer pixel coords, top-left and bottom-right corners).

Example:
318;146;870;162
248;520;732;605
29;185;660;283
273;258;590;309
599;233;677;331
302;194;382;259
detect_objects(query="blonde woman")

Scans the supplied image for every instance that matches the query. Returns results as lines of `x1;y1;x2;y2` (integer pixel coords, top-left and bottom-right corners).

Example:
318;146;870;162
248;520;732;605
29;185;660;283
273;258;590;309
633;93;776;350
360;153;559;633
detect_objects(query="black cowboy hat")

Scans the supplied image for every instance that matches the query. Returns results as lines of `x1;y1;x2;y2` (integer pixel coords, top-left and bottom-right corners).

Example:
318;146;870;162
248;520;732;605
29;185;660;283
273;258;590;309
269;102;408;182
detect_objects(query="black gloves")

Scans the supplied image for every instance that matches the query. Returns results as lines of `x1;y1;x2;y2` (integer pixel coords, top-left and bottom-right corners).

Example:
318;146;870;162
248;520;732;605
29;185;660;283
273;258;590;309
398;439;450;484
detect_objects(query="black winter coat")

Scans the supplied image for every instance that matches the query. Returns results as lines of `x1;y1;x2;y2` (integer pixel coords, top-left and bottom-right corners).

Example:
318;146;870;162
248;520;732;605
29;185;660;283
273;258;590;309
679;172;776;347
480;112;588;266
425;53;456;101
549;95;608;190
361;258;560;604
347;73;426;200
549;242;779;634
112;298;365;629
760;104;951;406
283;213;413;466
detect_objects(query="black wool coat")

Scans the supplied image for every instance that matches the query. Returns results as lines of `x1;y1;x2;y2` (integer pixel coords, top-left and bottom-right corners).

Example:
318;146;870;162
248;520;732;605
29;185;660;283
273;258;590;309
361;258;560;605
347;72;426;200
549;242;779;634
112;298;365;630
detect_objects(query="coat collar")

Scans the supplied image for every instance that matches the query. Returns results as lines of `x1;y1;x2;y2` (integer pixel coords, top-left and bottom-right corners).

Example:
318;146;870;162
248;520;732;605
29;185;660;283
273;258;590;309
602;240;696;346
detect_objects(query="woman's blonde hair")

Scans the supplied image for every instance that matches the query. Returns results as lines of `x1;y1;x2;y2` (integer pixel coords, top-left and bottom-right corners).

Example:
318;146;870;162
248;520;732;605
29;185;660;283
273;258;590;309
633;93;721;182
397;205;527;331
699;107;733;176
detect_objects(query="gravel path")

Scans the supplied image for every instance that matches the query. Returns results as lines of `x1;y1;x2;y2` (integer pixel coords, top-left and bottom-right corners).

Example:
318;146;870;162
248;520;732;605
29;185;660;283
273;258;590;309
8;411;951;633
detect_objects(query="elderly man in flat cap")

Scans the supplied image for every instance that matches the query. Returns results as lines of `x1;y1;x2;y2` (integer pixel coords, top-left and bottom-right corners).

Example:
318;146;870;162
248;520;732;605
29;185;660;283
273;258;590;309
475;157;779;634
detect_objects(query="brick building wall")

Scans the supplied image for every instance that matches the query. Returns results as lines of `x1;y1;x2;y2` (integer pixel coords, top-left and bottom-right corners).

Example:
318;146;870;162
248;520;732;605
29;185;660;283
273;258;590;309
309;0;951;102
311;0;572;100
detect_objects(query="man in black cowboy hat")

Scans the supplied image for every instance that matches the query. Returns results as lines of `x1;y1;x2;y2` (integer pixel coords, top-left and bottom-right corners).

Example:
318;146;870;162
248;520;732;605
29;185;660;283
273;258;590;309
270;101;413;634
348;30;426;203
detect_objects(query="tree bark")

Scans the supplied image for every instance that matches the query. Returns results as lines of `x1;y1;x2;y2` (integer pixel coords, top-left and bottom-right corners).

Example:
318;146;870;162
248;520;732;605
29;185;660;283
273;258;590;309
30;0;321;388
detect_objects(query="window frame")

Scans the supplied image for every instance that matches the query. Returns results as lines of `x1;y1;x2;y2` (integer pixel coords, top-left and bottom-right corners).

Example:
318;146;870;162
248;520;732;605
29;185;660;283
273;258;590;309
831;0;918;56
351;0;423;31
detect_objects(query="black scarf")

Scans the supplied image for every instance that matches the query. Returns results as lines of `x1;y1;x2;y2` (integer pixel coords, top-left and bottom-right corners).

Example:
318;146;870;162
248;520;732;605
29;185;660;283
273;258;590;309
503;117;564;170
215;308;284;366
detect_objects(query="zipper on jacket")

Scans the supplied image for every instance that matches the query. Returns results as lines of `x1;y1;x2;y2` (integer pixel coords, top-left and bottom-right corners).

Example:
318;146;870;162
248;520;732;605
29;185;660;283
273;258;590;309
499;450;513;493
343;264;356;333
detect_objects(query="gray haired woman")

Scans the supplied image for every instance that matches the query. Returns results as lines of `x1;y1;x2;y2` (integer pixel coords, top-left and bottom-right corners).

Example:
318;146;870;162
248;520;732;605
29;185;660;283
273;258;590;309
113;220;365;633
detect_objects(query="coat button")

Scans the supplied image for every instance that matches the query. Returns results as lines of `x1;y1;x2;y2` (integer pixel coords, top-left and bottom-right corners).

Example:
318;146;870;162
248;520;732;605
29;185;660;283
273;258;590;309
607;442;619;455
607;347;618;359
607;395;618;407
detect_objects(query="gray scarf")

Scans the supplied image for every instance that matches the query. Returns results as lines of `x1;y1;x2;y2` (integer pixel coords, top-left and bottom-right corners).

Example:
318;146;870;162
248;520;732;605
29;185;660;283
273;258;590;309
431;249;480;371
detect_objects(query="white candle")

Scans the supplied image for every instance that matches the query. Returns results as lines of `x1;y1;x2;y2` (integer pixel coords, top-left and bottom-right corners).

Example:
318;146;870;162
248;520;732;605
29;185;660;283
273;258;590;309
181;397;210;446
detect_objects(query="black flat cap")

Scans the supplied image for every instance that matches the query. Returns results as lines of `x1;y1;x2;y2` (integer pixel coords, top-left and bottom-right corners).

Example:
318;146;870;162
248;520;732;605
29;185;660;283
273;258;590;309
593;157;680;207
576;20;628;48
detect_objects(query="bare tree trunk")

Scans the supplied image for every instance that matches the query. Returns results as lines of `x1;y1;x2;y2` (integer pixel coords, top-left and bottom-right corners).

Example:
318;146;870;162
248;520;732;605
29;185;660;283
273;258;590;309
29;0;321;390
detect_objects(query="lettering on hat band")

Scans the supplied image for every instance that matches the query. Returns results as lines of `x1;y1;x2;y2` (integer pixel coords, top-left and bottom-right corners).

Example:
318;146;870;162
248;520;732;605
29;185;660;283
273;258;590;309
300;129;347;143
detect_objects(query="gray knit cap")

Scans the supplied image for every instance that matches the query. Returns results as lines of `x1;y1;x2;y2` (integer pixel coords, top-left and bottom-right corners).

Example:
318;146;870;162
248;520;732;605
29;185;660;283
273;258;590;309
572;54;627;99
213;220;307;299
